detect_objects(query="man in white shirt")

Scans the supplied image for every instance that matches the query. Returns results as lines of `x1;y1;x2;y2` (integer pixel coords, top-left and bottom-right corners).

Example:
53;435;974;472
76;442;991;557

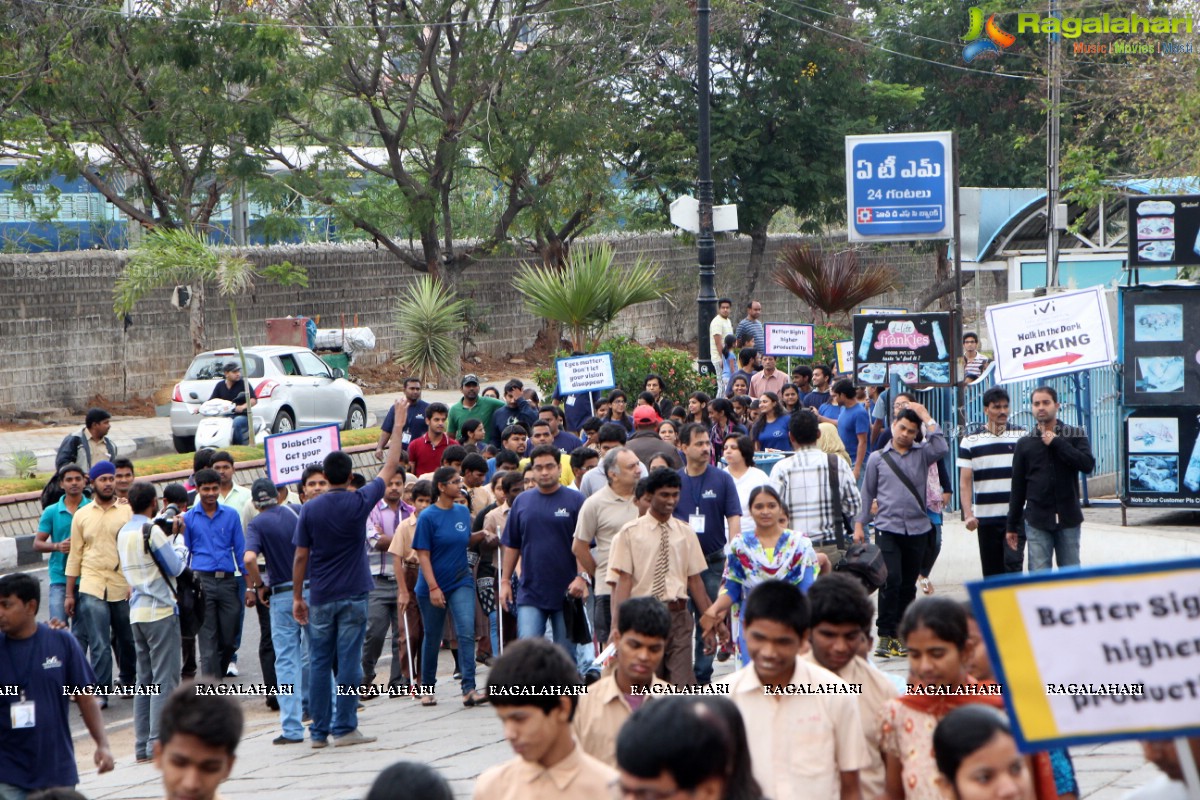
709;298;734;374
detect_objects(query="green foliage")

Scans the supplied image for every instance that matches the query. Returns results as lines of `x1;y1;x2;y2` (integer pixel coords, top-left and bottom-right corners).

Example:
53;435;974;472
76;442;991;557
533;336;718;407
6;451;38;480
513;243;663;351
393;277;467;386
807;325;851;370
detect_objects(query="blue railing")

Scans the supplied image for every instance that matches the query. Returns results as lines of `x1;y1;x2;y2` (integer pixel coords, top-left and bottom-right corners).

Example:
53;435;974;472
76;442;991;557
895;362;1121;510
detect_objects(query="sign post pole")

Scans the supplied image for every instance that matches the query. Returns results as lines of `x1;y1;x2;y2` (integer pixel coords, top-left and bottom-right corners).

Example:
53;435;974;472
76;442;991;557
951;131;965;430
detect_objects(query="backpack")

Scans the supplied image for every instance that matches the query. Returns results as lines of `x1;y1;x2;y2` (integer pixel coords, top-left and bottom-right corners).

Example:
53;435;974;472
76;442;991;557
40;474;65;509
833;541;888;594
142;524;206;637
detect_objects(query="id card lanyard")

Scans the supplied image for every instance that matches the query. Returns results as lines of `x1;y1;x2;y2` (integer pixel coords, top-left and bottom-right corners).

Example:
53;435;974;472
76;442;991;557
1;629;41;728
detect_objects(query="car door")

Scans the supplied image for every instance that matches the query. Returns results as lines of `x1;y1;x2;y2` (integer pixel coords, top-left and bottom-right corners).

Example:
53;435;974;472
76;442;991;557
293;350;338;426
273;353;314;425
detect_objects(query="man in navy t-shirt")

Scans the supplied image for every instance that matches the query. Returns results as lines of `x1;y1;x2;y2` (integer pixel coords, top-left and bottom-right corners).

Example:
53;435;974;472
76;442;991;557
294;416;404;749
674;423;741;685
0;573;113;795
499;445;587;655
374;377;429;461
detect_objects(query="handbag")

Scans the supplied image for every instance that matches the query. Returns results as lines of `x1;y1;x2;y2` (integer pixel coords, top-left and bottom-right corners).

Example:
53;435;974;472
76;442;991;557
562;595;592;646
142;524;206;637
833;541;888;594
825;454;850;550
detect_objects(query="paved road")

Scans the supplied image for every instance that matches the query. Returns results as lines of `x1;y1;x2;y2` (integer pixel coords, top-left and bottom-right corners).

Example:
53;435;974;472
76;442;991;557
51;516;1196;799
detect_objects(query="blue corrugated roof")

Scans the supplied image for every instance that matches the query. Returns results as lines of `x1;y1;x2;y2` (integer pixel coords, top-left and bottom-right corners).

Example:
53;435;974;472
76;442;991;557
975;177;1200;262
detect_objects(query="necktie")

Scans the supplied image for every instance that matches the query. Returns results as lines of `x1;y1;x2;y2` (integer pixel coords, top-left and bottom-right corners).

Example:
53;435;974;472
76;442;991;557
651;523;670;600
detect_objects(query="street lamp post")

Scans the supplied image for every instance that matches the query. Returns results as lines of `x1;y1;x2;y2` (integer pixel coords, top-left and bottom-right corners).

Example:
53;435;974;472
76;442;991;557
695;0;717;376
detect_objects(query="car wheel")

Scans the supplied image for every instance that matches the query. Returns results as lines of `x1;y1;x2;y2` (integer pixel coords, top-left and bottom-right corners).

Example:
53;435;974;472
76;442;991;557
345;402;367;430
173;434;195;454
272;411;295;434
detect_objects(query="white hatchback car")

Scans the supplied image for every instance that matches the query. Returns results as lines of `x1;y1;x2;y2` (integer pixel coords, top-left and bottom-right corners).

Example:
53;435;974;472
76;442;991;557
169;345;368;453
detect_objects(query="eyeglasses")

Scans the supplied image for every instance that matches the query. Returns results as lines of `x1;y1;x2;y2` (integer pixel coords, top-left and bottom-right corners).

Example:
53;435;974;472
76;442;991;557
608;779;680;800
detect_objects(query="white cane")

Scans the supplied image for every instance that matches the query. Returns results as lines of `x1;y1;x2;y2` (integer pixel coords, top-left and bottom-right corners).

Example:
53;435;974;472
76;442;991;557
402;608;416;687
497;548;505;656
582;597;598;658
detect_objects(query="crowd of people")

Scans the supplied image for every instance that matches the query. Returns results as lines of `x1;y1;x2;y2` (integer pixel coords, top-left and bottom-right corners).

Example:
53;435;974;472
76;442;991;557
9;306;1175;800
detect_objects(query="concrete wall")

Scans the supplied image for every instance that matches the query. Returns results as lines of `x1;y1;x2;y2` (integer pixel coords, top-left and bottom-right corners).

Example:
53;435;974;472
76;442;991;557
0;233;1006;416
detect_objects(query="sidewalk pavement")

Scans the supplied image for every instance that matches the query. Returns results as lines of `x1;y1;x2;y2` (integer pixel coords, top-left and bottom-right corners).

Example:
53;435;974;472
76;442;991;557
69;518;1198;800
0;388;470;477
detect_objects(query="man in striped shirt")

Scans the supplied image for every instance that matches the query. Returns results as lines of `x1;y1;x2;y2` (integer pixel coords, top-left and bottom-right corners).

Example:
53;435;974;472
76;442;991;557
117;481;189;763
958;386;1025;576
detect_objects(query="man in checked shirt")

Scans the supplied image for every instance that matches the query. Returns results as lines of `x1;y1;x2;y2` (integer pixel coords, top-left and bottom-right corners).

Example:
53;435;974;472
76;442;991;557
362;469;413;692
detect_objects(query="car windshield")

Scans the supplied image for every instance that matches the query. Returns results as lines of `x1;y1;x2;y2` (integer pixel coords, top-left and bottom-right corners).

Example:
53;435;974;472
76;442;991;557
185;354;266;380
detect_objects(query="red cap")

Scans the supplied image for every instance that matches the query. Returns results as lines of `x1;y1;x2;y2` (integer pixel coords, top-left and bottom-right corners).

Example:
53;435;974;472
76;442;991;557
632;405;661;426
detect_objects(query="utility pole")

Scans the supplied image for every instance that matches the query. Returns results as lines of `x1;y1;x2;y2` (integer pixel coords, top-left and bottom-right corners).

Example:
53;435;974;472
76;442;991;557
1046;0;1062;289
695;0;717;376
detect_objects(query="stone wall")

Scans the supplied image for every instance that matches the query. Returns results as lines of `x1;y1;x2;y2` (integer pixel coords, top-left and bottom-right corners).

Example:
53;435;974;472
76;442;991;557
0;233;1005;415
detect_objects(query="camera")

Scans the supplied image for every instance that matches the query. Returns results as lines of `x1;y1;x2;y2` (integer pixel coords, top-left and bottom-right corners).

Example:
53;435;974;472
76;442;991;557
153;503;181;535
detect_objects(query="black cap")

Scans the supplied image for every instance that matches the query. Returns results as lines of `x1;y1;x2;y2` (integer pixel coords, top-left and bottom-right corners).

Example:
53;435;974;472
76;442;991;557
251;478;279;507
224;361;241;373
461;374;480;386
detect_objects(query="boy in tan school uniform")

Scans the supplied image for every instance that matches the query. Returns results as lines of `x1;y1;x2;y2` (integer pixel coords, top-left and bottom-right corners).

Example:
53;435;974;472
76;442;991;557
474;639;615;800
606;468;723;686
573;597;672;767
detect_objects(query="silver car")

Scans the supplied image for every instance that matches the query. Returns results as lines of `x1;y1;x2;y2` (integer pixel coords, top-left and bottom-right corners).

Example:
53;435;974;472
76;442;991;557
170;345;368;453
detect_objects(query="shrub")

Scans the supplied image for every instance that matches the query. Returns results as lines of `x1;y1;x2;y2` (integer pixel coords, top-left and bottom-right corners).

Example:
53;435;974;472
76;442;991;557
533;335;719;408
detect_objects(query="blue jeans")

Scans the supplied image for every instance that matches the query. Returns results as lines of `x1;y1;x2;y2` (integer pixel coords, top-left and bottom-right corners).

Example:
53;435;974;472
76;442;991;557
48;583;66;626
75;593;135;690
516;605;570;656
270;587;328;740
307;593;368;741
1025;523;1081;572
691;559;723;684
488;610;500;658
417;586;477;695
231;415;249;445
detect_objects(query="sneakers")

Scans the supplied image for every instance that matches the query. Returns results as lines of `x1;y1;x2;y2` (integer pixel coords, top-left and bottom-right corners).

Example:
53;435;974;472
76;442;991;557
273;735;304;745
874;636;908;659
333;730;378;747
226;662;239;677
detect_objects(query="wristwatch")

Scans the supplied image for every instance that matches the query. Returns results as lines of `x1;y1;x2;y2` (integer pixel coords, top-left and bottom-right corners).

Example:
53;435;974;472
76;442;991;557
577;571;592;585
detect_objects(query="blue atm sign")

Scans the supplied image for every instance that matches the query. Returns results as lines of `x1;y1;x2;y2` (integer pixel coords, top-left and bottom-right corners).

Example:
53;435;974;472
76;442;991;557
845;132;955;242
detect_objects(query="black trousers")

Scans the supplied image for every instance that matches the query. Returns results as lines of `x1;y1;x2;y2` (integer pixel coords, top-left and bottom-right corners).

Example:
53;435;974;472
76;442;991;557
197;575;241;678
254;592;277;691
876;530;928;638
977;520;1026;577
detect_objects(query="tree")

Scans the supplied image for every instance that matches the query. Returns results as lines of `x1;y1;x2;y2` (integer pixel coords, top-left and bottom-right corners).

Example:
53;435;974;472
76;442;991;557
773;244;896;325
513;243;663;351
113;228;307;443
620;0;920;305
393;277;467;387
0;1;292;230
262;0;665;286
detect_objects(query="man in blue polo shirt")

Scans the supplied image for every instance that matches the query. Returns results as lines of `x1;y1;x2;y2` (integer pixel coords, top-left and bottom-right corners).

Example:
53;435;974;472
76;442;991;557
244;478;330;746
34;464;89;624
293;416;405;749
184;467;245;679
499;445;587;655
674;423;740;685
374;377;429;460
0;573;114;798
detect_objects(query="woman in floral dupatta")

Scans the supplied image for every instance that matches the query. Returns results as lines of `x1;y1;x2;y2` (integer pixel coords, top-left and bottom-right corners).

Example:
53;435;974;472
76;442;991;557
880;598;1060;800
699;485;816;666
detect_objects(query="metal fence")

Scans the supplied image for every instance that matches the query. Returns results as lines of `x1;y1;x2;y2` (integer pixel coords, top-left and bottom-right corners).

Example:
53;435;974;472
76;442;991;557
896;362;1122;510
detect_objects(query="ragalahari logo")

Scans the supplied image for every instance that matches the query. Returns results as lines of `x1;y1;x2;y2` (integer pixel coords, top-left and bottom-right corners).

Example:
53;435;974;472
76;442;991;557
962;7;1016;62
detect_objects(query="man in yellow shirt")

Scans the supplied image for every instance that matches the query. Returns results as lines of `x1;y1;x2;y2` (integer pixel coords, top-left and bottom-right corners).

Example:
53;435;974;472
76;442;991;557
719;580;871;800
64;460;134;706
475;639;615;799
573;597;671;767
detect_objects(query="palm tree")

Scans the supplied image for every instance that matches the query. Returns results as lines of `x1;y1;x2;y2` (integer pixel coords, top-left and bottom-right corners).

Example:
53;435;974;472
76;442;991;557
114;228;307;445
772;244;898;326
393;276;467;386
513;242;663;352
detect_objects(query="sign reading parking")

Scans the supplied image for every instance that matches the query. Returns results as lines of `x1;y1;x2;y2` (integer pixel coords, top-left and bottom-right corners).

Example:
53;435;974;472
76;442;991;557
985;286;1114;384
845;132;954;242
968;558;1200;750
763;323;815;357
264;424;341;485
555;353;616;396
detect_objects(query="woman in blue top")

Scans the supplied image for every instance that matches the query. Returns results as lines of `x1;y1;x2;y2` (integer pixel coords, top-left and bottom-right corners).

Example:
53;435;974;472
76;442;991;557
749;392;789;452
411;466;490;707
